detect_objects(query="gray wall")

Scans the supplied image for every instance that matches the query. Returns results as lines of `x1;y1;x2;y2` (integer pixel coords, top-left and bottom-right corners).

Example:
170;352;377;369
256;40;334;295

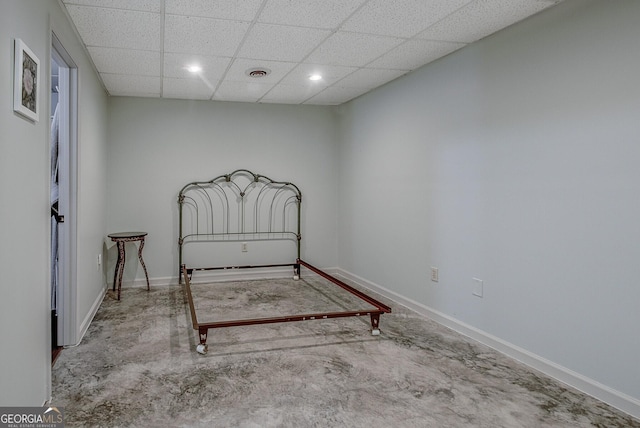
106;97;339;281
0;0;108;405
337;0;640;409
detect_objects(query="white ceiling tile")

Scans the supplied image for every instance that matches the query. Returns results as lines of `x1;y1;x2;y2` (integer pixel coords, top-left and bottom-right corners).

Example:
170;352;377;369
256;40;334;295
258;0;367;29
65;5;160;50
164;15;250;56
163;77;215;100
101;74;161;96
213;81;275;102
341;0;473;38
63;0;566;104
336;68;408;88
304;86;370;105
88;47;160;76
282;64;358;87
306;32;404;67
261;84;325;104
238;23;332;62
165;0;263;21
368;39;466;70
62;0;161;12
163;53;232;84
418;0;559;43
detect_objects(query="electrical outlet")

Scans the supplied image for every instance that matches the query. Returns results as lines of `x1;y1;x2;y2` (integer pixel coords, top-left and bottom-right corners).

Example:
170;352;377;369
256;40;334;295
473;278;483;297
241;242;248;252
430;267;439;282
97;254;102;271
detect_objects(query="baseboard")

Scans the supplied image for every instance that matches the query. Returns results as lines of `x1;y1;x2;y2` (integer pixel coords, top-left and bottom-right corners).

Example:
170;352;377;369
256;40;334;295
117;266;299;289
335;268;640;420
76;286;106;345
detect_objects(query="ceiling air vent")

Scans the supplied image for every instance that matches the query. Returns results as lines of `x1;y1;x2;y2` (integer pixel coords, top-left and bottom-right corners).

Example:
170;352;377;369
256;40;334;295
245;67;271;78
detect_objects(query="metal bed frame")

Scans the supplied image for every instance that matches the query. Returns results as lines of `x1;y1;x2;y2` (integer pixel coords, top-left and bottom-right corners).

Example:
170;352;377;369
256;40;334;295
178;169;391;354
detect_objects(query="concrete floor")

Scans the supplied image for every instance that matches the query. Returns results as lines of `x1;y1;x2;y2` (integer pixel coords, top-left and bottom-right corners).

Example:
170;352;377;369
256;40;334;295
51;275;639;427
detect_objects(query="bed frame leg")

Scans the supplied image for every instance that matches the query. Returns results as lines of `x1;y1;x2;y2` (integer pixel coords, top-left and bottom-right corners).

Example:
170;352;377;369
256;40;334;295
293;263;300;280
370;313;381;336
196;328;209;354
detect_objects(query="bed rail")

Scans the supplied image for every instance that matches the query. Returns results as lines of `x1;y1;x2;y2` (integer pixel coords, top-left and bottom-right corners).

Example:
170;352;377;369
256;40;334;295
177;169;391;354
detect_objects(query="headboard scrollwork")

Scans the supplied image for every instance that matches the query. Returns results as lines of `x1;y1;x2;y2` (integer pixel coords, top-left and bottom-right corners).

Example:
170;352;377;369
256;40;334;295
178;169;302;271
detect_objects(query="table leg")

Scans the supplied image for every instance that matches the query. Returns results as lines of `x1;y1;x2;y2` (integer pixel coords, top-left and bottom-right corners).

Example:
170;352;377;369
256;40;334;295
138;238;150;291
114;241;126;300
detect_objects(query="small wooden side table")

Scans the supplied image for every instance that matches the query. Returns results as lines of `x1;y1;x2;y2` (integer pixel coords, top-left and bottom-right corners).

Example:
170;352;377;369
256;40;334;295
108;232;150;300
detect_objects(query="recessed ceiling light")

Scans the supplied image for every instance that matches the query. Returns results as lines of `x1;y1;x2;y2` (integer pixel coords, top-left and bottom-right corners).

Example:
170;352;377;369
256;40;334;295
186;65;202;73
246;67;271;78
309;74;322;81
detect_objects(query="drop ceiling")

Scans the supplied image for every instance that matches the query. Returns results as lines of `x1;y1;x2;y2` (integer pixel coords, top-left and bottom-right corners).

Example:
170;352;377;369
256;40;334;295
61;0;563;105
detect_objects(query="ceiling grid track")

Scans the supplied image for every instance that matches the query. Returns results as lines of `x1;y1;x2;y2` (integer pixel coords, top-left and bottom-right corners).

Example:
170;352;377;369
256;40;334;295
61;0;564;105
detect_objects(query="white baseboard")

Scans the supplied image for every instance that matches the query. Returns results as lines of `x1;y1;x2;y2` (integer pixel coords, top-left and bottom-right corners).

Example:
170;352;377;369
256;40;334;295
334;268;640;420
117;266;299;289
76;286;106;345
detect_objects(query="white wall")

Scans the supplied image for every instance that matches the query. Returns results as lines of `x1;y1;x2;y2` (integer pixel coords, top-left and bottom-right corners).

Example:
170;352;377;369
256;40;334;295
73;40;109;340
0;0;108;405
0;1;50;406
106;97;339;282
337;0;640;415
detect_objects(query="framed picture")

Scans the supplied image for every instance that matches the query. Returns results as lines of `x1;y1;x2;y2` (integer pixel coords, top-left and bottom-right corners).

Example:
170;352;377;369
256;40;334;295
14;38;40;122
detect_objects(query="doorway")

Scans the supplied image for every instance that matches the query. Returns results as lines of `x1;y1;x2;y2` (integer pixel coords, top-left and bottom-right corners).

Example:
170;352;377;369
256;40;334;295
50;33;78;358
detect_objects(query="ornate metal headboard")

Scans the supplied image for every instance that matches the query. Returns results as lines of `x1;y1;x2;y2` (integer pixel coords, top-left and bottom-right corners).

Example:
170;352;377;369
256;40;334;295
178;169;302;272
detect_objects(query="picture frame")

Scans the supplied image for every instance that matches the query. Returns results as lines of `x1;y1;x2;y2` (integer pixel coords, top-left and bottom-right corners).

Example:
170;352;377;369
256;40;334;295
14;38;40;122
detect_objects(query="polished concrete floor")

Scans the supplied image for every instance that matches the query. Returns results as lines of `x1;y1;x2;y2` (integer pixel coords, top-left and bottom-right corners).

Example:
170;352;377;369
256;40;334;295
51;275;639;427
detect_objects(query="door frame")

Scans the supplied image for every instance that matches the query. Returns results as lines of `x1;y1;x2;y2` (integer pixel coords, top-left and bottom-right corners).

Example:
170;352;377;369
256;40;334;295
51;32;78;347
